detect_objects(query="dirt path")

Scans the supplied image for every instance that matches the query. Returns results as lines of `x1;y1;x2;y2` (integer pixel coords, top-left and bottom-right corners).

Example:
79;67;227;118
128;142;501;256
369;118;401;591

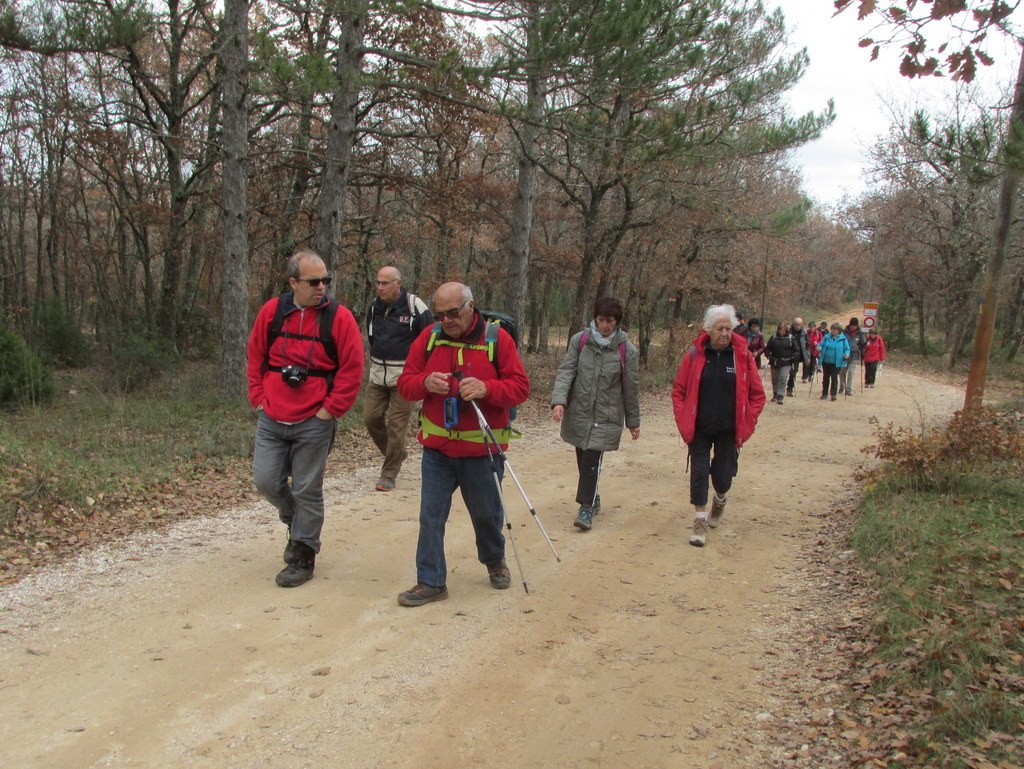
0;368;964;769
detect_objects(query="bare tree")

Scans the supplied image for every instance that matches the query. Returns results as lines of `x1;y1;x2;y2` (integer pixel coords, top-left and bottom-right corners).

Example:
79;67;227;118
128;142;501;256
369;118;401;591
220;0;250;396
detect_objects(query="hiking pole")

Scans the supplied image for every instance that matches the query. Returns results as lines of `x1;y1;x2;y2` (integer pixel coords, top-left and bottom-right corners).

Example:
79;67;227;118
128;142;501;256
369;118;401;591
591;453;604;512
479;425;530;594
461;393;561;563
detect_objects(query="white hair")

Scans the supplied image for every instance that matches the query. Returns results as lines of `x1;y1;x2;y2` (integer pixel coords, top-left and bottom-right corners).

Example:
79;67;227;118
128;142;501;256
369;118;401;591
702;304;738;332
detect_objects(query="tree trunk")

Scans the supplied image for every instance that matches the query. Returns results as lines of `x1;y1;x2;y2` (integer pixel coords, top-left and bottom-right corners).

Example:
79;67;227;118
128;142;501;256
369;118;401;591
506;5;546;343
314;1;365;271
999;273;1023;359
916;296;927;355
964;42;1024;409
220;0;250;397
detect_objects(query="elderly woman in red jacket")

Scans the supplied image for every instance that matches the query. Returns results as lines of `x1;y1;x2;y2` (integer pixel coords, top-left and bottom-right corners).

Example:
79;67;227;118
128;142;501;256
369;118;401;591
863;328;887;387
672;304;766;548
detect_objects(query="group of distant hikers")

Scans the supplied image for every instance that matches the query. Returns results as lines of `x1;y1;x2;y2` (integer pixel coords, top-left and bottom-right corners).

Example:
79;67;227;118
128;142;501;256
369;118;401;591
737;314;887;403
244;249;886;603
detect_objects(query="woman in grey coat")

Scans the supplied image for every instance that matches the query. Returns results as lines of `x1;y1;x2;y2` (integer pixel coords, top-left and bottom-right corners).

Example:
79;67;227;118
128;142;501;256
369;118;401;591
551;297;641;531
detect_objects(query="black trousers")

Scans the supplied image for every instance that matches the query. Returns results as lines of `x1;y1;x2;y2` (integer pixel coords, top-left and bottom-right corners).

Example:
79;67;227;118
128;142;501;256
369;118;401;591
821;363;840;397
688;432;737;507
787;360;811;390
864;361;880;385
575;448;603;507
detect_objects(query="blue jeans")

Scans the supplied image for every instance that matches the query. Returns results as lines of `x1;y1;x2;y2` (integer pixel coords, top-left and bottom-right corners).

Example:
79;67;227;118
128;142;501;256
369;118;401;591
253;412;336;552
416;448;506;587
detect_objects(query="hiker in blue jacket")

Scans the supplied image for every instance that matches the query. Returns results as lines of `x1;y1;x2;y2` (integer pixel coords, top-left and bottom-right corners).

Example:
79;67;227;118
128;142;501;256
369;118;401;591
816;322;851;401
551;297;641;532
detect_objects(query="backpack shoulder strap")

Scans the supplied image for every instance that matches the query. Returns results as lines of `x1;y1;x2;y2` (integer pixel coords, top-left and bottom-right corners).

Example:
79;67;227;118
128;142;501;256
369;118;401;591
578;331;590;351
425;321;443;354
319;300;339;367
406;292;417;330
265;296;339;376
484;318;500;362
267;297;288;353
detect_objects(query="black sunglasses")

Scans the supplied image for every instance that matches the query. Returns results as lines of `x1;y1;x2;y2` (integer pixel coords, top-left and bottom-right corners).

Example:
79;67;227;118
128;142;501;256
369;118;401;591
296;276;332;287
433;300;468;320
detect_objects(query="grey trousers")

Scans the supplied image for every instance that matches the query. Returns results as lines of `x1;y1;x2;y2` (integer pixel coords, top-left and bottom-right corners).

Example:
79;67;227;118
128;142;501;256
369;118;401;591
363;381;415;480
770;364;791;400
842;360;860;393
253;411;336;552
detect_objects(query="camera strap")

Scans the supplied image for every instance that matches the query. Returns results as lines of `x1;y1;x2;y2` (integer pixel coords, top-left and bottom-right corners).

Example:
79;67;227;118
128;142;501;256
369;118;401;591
267;365;333;378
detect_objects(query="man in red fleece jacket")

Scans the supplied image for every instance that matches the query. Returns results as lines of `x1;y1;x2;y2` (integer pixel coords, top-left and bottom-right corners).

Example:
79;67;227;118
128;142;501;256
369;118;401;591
246;249;364;588
395;282;530;606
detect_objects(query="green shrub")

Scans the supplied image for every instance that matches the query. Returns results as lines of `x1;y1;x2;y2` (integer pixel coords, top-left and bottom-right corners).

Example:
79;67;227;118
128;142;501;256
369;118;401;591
97;329;178;393
0;321;55;407
32;298;92;367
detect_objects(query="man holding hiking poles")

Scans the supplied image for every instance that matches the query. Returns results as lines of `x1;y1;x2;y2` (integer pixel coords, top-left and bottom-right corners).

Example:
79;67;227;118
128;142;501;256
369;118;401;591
394;282;530;607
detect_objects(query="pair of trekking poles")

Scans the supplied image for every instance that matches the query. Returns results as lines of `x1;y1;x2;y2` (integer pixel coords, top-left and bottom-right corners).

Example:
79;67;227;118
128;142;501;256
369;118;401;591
455;373;561;594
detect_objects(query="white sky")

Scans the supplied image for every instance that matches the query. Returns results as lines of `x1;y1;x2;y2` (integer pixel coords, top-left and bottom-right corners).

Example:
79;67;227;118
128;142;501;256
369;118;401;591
773;0;1024;208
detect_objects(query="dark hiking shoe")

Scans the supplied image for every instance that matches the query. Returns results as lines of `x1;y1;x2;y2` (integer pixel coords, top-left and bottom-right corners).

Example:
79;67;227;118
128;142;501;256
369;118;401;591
831;395;837;401
820;393;828;400
398;583;448;607
709;495;727;528
487;559;511;589
375;477;396;491
786;390;794;397
276;543;315;587
283;538;298;565
574;507;593;531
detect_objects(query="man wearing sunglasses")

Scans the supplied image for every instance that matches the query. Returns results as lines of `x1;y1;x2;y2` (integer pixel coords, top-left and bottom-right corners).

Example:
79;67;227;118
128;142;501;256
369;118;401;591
246;249;364;588
363;266;433;492
394;282;530;606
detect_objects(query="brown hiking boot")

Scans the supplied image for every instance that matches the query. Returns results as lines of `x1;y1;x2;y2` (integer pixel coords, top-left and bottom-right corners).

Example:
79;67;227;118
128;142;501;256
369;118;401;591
397;583;448;607
709;495;726;528
487;559;511;589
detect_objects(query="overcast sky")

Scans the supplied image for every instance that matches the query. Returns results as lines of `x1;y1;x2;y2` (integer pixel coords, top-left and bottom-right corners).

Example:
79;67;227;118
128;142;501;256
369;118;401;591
772;0;1023;208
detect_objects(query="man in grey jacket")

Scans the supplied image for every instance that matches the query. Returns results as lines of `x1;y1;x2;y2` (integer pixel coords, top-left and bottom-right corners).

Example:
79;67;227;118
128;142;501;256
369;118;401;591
786;317;811;396
550;297;641;531
840;317;867;395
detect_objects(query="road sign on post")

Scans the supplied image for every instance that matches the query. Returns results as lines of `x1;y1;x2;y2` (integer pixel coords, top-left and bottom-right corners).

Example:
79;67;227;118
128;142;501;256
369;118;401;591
863;302;878;329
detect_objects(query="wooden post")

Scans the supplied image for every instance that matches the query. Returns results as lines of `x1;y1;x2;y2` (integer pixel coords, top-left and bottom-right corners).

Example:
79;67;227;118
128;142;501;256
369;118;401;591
964;42;1024;410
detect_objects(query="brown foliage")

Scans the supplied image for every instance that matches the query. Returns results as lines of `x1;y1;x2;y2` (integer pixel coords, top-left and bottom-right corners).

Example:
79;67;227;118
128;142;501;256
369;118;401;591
865;406;1024;486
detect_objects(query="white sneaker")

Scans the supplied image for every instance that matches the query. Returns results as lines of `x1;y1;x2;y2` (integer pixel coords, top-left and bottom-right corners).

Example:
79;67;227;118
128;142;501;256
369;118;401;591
709;495;726;528
689;517;709;547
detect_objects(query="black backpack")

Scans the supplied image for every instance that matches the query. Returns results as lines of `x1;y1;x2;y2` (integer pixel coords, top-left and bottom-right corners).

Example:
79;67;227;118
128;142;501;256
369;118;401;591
425;310;520;364
265;293;342;380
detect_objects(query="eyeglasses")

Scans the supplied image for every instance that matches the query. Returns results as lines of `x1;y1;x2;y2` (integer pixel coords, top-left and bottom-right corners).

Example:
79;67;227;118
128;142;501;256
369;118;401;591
375;279;398;286
434;300;469;320
296;276;332;287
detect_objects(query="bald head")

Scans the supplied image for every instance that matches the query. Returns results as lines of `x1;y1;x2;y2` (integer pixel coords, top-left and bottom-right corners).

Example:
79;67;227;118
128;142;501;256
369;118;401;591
375;265;403;303
433;282;475;338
